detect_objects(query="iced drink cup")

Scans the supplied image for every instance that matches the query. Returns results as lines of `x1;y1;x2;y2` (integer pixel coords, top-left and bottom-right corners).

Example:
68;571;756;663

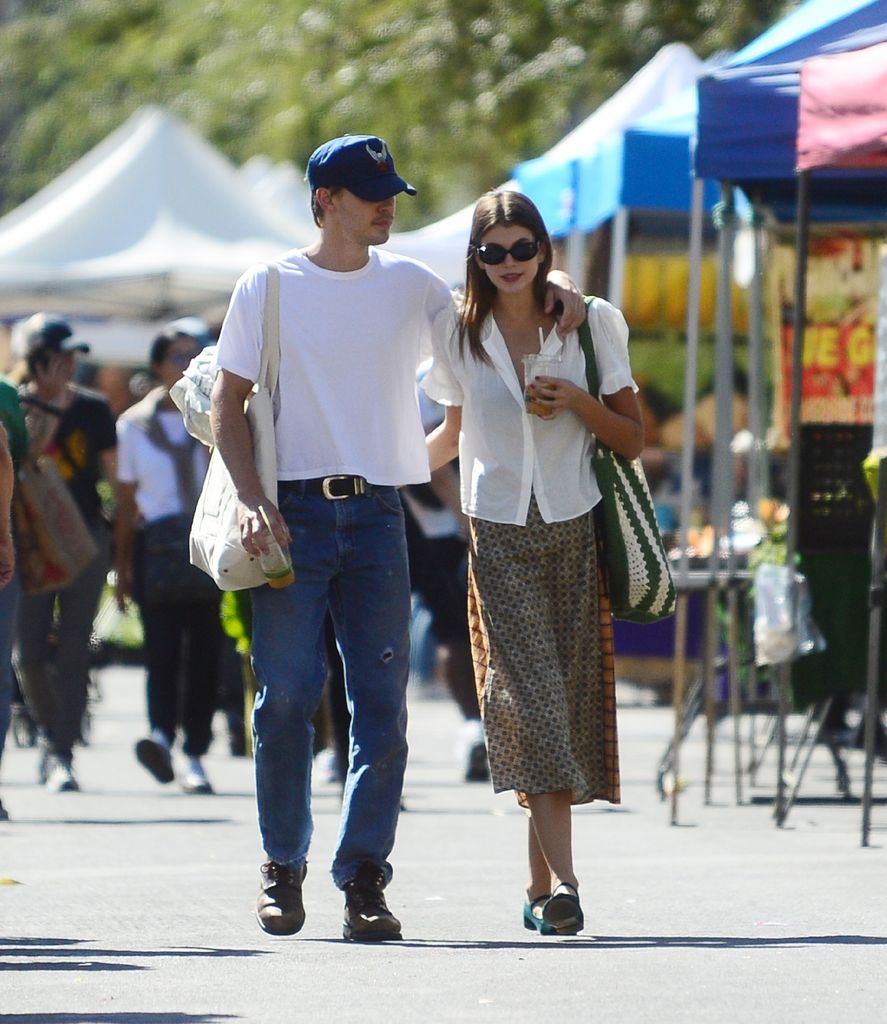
522;353;562;417
258;505;295;588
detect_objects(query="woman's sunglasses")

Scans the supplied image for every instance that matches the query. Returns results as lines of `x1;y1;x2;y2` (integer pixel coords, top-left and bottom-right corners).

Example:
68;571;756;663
474;239;541;265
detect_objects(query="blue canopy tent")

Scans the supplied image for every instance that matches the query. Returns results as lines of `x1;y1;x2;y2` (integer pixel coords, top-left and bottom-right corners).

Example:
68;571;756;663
621;89;720;217
513;43;703;235
691;0;887;826
513;81;722;303
512;43;705;297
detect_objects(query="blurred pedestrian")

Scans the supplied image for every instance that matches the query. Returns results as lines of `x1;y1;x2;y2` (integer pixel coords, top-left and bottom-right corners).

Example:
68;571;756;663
0;386;25;821
14;313;116;794
115;327;223;795
403;369;487;782
425;190;643;936
0;425;14;588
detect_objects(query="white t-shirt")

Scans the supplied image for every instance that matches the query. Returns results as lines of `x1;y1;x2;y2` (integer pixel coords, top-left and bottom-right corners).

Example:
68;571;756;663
423;297;637;526
401;360;463;540
117;412;210;523
215;248;454;487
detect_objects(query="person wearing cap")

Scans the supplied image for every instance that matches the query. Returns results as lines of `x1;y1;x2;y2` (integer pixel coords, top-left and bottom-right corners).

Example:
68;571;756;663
211;133;584;942
14;313;117;794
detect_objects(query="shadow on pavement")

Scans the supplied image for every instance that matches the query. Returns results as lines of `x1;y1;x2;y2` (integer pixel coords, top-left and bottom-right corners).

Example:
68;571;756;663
0;939;270;974
10;818;235;827
0;1016;239;1023
305;933;887;950
1;941;268;958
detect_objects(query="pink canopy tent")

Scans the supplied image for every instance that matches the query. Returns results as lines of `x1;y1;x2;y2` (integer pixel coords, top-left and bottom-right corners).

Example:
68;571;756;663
796;40;887;845
797;39;887;170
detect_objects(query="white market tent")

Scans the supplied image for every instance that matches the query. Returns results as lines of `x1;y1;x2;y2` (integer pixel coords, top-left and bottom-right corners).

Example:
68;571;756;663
0;106;312;322
238;155;317;241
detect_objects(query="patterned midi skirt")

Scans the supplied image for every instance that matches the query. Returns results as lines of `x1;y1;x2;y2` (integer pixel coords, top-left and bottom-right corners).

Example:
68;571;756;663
467;497;620;806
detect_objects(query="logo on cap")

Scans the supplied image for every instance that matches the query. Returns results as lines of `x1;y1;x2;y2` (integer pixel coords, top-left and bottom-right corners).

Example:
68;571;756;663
366;140;390;172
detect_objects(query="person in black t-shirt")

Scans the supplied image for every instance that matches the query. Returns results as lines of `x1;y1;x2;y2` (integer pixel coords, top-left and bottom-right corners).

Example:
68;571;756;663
14;314;117;794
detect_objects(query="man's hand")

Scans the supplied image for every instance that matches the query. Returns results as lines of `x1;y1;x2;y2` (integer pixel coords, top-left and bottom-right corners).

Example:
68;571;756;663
239;498;291;557
545;270;585;336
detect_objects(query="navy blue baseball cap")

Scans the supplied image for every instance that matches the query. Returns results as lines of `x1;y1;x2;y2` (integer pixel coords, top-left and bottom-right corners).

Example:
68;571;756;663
307;134;417;201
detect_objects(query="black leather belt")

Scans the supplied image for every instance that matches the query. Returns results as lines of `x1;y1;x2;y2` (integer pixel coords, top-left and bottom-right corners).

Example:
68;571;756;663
280;475;371;500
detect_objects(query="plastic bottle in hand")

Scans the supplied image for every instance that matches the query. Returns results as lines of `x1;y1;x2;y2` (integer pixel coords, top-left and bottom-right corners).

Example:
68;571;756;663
258;506;294;589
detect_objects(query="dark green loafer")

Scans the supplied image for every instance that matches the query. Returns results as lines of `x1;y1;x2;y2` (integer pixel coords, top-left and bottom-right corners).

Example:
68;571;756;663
523;894;557;935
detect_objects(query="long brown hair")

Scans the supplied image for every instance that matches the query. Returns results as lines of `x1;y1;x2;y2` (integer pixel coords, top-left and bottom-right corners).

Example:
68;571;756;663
457;190;552;363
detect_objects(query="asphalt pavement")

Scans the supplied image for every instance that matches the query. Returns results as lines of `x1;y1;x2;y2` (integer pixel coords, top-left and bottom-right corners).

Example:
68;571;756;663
1;662;886;1024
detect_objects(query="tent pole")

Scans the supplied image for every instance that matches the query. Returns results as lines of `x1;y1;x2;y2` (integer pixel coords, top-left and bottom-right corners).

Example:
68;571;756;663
563;156;586;292
712;182;738;802
712;184;737;560
678;179;706;586
566;229;586;293
862;253;887;846
861;456;886;847
608;206;629;306
747;193;769;515
671;177;705;825
775;169;810;828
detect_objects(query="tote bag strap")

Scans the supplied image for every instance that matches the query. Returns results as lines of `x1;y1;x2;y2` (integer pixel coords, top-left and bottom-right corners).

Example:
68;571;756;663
257;263;281;395
576;295;600;398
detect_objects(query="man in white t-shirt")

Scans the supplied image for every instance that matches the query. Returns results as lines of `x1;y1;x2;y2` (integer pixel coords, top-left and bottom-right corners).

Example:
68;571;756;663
211;134;583;942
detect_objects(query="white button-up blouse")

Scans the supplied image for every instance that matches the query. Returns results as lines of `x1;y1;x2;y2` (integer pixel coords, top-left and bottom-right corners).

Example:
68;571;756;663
422;297;637;526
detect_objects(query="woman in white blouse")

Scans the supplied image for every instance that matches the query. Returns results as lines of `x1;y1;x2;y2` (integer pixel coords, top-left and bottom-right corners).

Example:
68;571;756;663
425;190;643;937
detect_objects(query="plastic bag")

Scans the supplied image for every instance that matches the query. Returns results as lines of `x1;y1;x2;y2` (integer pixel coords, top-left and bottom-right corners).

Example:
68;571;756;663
753;563;826;666
169;345;217;447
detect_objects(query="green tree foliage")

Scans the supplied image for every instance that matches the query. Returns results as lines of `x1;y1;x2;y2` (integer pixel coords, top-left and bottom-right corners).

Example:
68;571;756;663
0;0;790;229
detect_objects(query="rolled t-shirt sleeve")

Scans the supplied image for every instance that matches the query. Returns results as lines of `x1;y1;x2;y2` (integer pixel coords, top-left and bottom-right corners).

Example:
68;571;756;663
417;273;457;363
422;306;464;406
215;264;266;384
589;298;638;397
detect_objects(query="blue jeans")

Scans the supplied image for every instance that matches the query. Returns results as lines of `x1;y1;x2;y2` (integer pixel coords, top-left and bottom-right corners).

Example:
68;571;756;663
250;484;411;889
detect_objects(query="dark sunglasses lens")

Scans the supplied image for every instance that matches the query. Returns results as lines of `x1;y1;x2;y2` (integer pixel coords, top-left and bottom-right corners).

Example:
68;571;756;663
511;240;540;261
477;244;507;265
477;240;539;264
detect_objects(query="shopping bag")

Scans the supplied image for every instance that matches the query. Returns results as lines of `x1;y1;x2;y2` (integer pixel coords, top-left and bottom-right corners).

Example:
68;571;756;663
190;263;280;591
578;298;676;623
13;456;99;595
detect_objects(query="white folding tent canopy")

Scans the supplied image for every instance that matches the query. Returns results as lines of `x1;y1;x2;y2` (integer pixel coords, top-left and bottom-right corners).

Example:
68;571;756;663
238;155;317;241
0;106;311;321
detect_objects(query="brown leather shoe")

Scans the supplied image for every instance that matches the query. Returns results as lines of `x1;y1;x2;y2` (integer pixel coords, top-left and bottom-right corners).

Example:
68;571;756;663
256;861;306;936
343;862;402;942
